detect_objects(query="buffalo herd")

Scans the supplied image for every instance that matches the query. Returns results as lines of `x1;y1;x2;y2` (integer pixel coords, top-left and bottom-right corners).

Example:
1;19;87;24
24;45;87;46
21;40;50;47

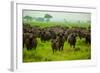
23;23;91;54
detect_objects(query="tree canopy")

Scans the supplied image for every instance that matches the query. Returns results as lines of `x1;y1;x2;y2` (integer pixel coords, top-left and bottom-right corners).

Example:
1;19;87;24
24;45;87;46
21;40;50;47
44;14;53;21
24;16;33;22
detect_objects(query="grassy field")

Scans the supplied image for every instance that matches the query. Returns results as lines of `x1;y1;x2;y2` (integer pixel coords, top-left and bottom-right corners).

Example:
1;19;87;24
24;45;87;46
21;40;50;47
24;21;90;28
23;21;91;62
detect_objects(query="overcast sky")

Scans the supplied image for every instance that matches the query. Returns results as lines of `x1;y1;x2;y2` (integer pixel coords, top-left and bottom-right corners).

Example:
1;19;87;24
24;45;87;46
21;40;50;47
23;10;91;22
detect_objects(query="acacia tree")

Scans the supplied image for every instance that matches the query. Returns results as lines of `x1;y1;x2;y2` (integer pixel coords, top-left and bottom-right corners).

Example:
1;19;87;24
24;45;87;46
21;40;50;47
24;16;33;22
44;14;52;22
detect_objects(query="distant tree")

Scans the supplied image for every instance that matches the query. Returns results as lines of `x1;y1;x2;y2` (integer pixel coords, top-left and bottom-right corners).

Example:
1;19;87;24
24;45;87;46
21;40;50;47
24;16;33;22
44;14;53;22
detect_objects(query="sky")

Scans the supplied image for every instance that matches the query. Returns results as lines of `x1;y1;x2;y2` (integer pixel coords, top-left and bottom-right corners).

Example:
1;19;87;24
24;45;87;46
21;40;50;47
23;10;91;23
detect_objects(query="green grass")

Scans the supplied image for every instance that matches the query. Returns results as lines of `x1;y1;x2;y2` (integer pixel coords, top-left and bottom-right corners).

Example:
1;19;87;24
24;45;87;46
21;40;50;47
23;38;91;62
24;21;90;28
23;21;91;62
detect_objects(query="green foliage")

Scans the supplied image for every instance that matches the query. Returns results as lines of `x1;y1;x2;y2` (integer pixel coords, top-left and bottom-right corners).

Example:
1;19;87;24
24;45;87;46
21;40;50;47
44;14;53;22
44;14;52;18
24;16;33;22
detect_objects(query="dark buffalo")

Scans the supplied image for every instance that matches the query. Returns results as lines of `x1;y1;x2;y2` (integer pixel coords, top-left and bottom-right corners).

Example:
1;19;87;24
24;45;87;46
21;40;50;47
23;32;37;50
25;33;37;50
40;28;51;42
58;33;65;51
67;33;77;48
51;36;60;54
85;33;91;44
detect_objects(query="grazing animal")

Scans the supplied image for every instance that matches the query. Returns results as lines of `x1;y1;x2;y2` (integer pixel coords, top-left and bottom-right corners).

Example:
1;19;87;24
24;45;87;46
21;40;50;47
25;33;37;50
51;33;65;53
23;32;30;48
58;33;65;51
68;33;77;48
85;33;91;44
40;28;51;42
51;37;60;54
